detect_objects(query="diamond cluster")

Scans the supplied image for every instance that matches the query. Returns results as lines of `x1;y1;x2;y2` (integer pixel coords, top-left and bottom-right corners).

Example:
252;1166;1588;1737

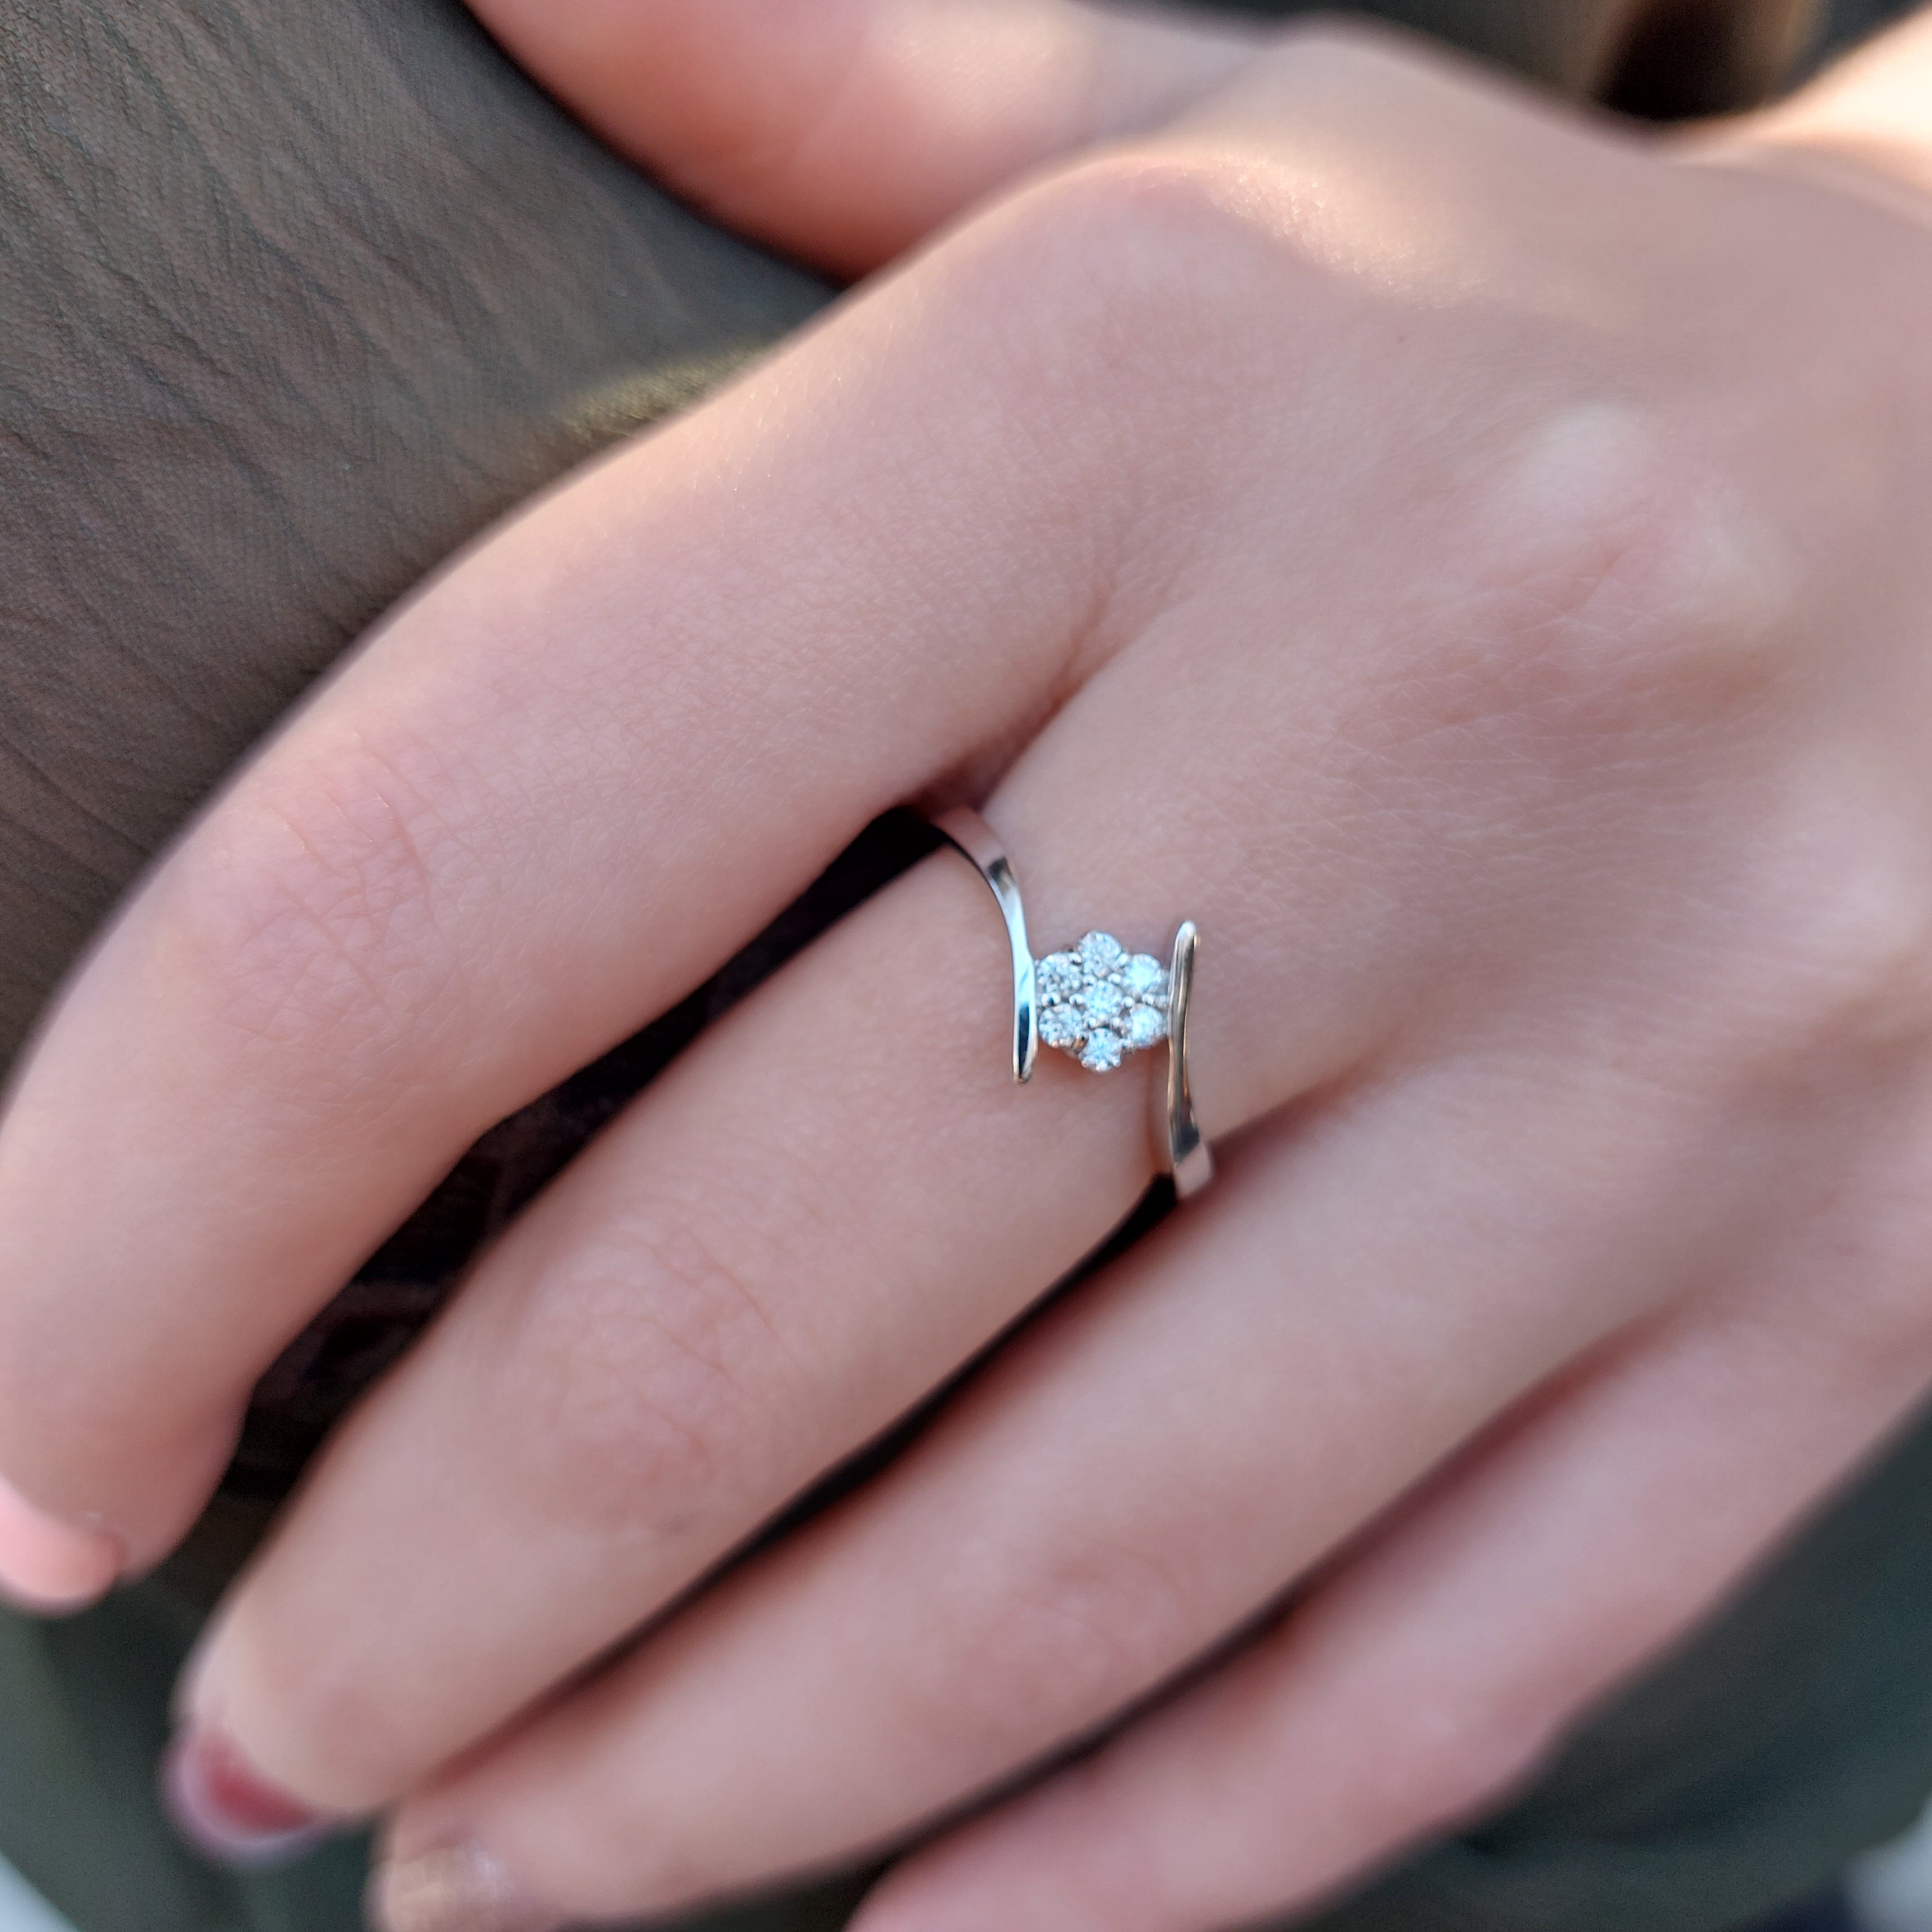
1035;932;1171;1073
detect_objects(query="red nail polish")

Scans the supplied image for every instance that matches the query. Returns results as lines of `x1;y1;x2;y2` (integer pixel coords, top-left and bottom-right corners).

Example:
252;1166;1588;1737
162;1723;330;1868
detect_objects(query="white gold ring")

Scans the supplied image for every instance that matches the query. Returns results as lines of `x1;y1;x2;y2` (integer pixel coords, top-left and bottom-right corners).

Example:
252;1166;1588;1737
933;807;1214;1200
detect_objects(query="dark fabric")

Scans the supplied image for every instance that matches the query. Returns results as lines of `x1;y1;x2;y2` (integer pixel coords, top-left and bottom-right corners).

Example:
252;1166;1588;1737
1;0;1929;1929
1743;1893;1860;1932
0;0;828;1082
1196;0;1819;108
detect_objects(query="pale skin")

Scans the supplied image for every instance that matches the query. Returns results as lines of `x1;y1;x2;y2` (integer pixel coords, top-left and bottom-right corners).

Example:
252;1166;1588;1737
4;4;1932;1930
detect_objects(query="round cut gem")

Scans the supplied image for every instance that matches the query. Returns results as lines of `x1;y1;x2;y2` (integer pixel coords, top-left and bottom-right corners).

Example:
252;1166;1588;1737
1084;979;1127;1026
1079;1029;1125;1073
1038;952;1083;1003
1039;1004;1084;1050
1032;932;1177;1072
1079;931;1125;973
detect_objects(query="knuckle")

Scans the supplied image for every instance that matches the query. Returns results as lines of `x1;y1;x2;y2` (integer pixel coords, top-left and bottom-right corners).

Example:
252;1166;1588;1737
960;18;1498;351
955;149;1339;419
1439;404;1797;745
905;1531;1196;1755
1723;803;1932;1072
1002;146;1318;317
509;1209;786;1542
1014;147;1260;262
156;730;480;1092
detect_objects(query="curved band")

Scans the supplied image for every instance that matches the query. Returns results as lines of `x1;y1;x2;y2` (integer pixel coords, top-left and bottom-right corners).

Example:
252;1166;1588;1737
933;808;1214;1197
933;807;1038;1083
1164;921;1214;1199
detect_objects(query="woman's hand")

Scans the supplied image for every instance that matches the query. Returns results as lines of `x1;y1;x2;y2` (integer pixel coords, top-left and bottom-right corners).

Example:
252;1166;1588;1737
7;6;1932;1930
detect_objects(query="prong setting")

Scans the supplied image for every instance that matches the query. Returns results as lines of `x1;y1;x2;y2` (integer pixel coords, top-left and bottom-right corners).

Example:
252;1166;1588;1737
1034;932;1170;1074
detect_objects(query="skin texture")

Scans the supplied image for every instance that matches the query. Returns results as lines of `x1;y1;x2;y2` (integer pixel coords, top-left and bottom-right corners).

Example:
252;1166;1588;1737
7;4;1932;1932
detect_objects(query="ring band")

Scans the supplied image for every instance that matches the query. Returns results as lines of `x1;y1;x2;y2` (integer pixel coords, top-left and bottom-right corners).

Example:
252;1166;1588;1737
932;807;1038;1083
934;808;1214;1199
1164;921;1213;1200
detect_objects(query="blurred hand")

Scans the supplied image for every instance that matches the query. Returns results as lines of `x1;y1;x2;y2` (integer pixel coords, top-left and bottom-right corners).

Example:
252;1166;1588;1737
6;6;1932;1931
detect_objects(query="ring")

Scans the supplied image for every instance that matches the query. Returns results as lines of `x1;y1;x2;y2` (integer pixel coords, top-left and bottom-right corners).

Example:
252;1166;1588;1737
933;808;1214;1200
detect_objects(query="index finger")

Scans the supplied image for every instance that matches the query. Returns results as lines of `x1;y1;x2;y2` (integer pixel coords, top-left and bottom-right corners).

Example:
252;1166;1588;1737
0;195;1168;1585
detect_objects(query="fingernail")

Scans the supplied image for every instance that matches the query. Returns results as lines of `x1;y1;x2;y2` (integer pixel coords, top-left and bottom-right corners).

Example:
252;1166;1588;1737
162;1722;331;1868
0;1471;119;1613
367;1844;558;1932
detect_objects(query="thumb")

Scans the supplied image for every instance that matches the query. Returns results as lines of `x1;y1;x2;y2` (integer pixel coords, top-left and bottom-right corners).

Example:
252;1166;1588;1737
466;0;1268;276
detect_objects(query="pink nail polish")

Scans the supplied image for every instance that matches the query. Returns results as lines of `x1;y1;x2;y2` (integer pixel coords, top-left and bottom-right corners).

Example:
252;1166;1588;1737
0;1472;119;1613
163;1723;332;1868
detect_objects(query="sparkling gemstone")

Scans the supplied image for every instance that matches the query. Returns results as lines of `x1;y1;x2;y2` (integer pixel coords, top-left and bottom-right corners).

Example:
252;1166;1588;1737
1079;1029;1125;1073
1033;933;1177;1071
1078;931;1125;974
1038;952;1083;1003
1039;1003;1084;1050
1084;979;1127;1026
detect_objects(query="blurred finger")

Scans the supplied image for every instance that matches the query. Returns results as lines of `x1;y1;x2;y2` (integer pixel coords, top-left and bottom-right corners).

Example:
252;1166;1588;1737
465;0;1270;273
